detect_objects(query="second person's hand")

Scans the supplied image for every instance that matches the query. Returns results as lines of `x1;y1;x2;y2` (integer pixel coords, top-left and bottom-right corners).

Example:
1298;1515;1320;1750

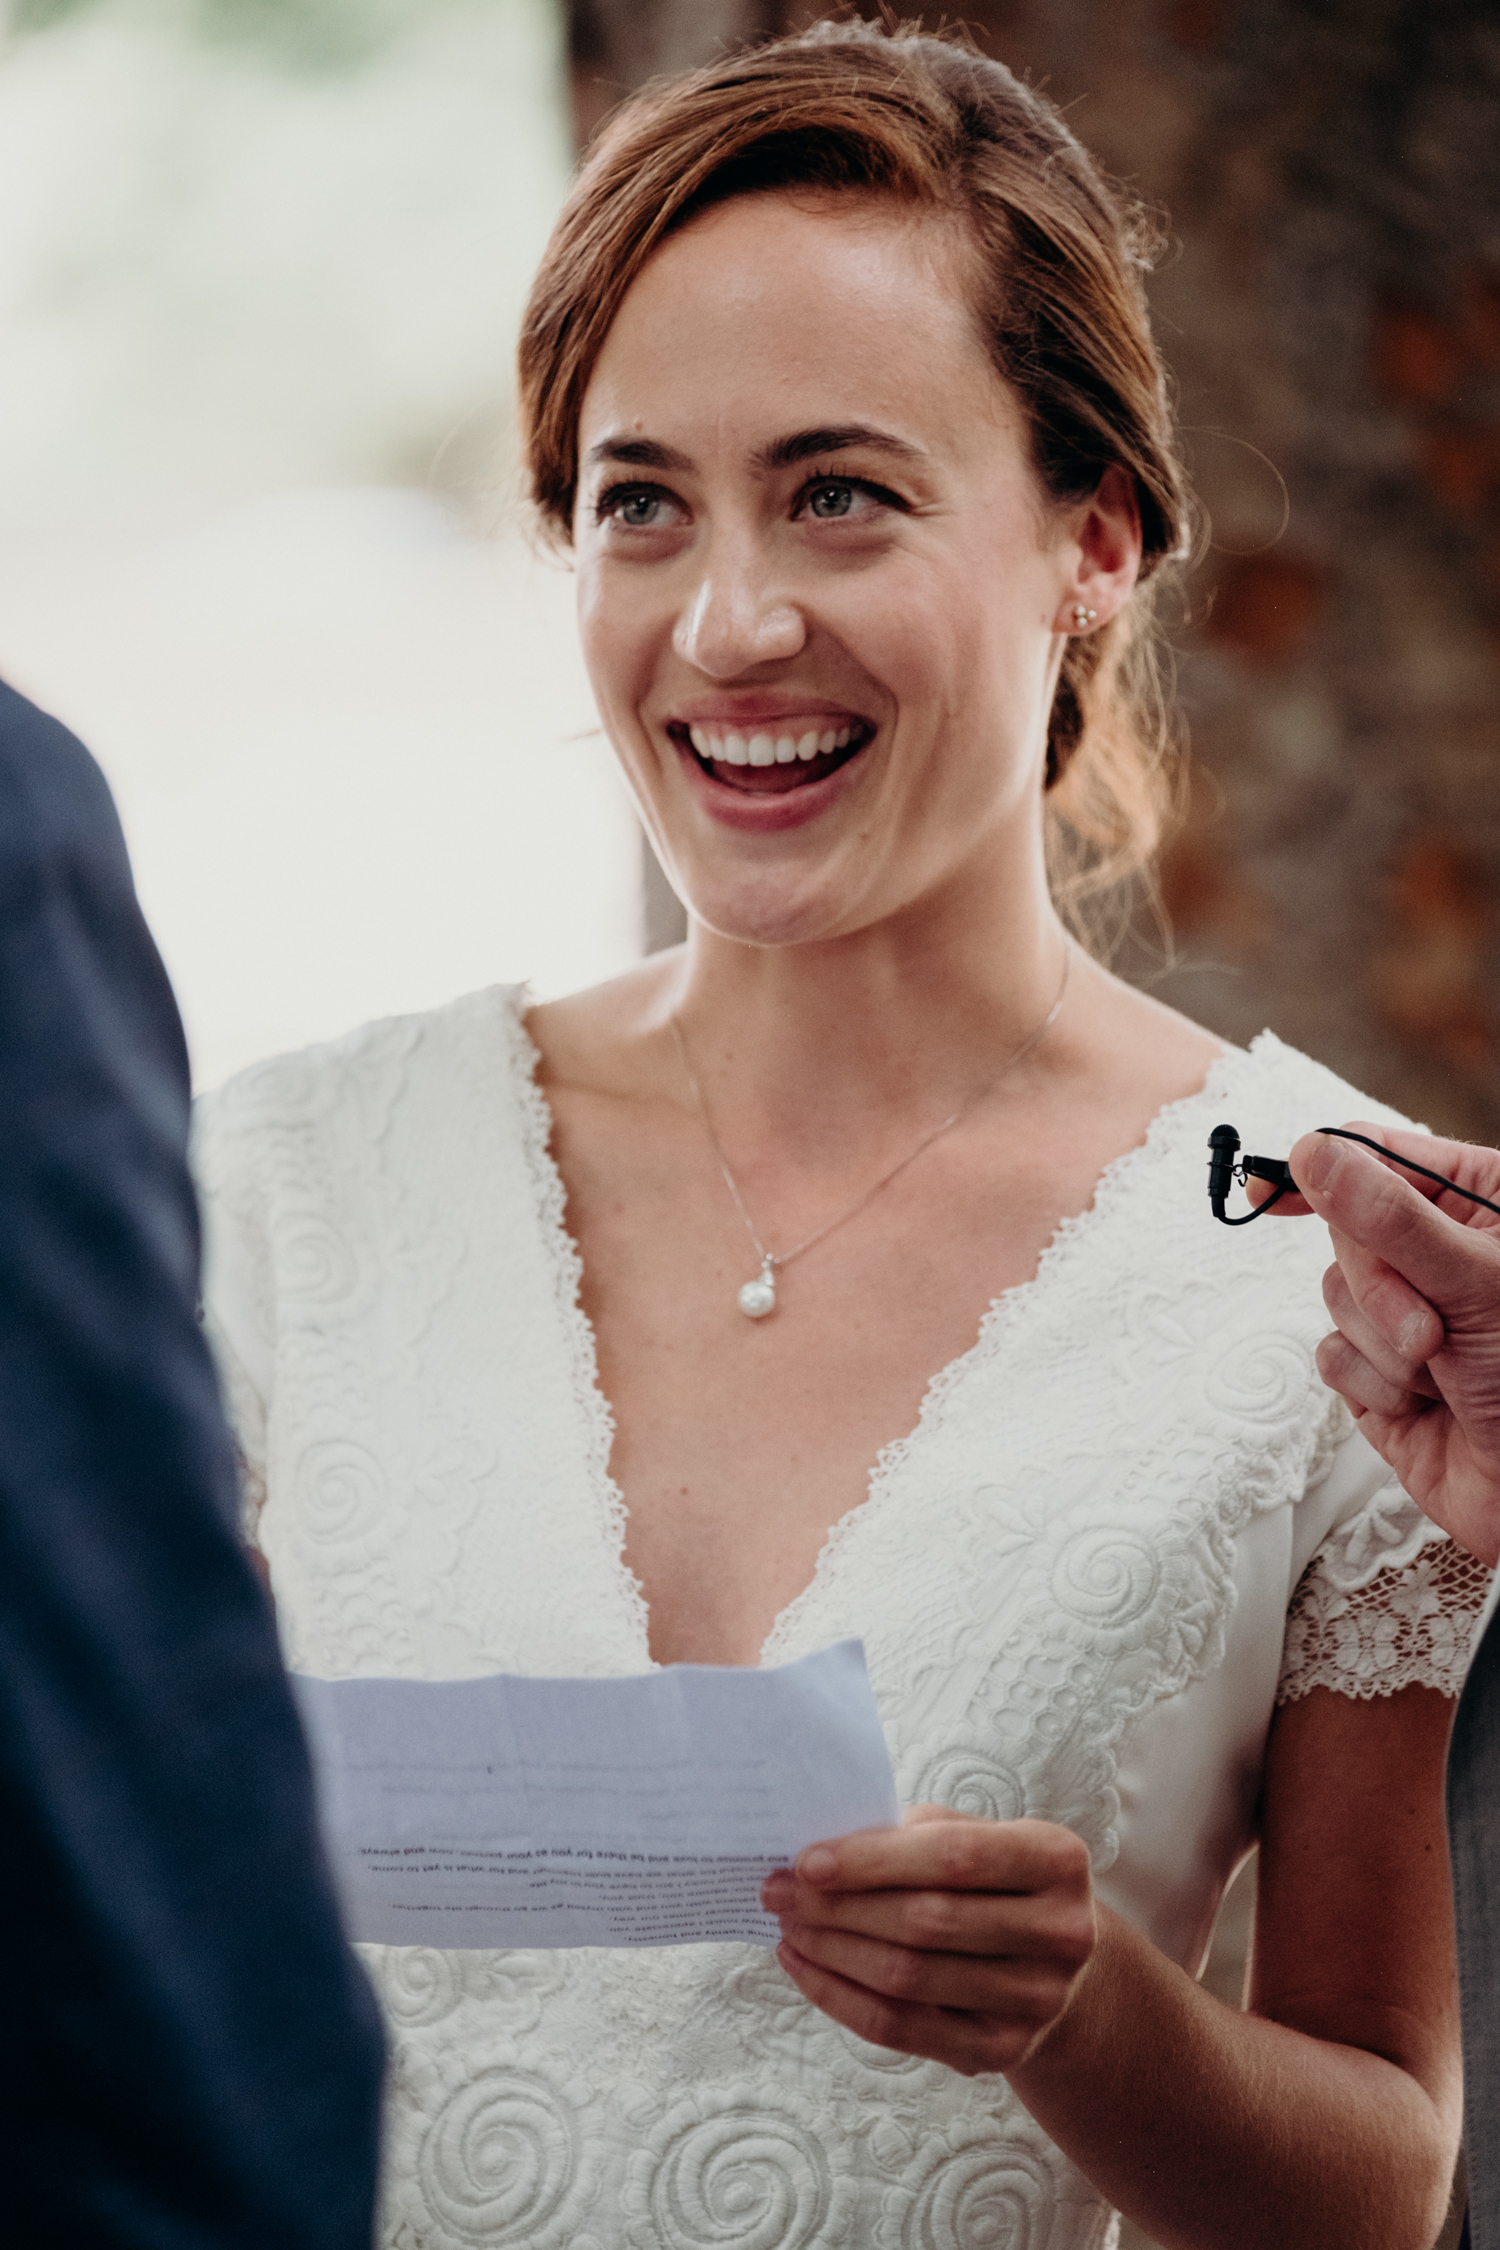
1279;1122;1500;1565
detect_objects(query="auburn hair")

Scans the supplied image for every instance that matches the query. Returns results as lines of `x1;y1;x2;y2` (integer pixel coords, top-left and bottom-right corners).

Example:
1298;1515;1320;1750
518;16;1193;946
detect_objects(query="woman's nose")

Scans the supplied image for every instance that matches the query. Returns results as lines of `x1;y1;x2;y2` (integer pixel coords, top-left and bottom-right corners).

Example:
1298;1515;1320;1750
673;555;806;676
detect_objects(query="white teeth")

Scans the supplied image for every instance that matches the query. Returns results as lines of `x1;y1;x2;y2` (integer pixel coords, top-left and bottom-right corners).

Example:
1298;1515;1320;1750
693;722;865;769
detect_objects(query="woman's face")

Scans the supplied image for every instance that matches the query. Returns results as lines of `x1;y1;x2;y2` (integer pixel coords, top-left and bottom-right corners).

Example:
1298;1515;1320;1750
573;190;1132;950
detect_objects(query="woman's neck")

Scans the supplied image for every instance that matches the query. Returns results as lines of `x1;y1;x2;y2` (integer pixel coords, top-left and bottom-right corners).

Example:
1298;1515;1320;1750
649;861;1074;1156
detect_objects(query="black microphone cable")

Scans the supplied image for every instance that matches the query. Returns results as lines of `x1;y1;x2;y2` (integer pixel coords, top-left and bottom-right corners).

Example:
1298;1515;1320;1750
1207;1125;1500;1227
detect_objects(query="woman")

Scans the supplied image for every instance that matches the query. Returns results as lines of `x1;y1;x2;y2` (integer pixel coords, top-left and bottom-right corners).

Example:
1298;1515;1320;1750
197;22;1490;2248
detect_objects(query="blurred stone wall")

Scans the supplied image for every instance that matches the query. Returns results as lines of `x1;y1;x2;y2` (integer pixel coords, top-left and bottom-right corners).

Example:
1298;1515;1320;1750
569;0;1500;1137
959;0;1500;1142
569;0;783;144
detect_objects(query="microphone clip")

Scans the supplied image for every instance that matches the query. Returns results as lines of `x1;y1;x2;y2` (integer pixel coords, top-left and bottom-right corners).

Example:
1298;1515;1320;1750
1207;1124;1294;1226
1207;1124;1500;1229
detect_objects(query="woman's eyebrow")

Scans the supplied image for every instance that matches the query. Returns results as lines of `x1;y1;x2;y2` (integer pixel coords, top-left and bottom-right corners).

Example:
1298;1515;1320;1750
583;426;925;477
584;435;693;472
754;424;924;472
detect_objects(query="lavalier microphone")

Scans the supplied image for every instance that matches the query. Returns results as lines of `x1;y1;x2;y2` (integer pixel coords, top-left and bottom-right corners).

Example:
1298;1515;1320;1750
1207;1125;1500;1226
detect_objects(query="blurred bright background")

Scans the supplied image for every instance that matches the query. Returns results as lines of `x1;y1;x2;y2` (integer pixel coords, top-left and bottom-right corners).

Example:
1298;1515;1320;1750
2;0;1495;1153
0;0;641;1089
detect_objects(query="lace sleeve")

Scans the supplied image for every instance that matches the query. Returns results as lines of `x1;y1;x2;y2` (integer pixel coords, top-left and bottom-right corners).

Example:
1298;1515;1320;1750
1278;1484;1493;1703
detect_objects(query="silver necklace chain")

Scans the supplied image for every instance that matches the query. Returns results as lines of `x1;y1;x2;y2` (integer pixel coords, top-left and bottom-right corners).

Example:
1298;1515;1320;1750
668;942;1071;1319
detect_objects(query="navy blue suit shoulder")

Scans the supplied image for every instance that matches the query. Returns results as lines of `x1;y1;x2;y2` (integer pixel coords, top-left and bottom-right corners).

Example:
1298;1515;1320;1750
0;680;384;2246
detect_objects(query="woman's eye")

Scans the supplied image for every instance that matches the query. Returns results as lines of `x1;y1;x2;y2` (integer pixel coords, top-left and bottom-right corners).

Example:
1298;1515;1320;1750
596;484;683;531
796;475;903;524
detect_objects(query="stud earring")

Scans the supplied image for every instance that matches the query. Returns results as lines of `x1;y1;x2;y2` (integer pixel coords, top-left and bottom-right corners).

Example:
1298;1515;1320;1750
1071;605;1098;630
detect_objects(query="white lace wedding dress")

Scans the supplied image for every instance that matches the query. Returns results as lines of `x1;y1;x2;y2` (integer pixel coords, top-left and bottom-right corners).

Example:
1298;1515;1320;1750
194;986;1490;2250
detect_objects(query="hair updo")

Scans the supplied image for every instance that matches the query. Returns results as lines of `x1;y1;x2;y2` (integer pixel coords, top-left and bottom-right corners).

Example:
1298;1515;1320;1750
518;16;1193;945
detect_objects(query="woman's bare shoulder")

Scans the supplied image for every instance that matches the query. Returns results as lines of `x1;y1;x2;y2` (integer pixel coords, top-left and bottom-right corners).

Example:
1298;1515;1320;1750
1067;953;1227;1117
526;950;685;1097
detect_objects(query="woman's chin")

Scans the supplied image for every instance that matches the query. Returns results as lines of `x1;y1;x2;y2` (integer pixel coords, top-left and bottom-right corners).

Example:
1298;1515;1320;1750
674;866;869;952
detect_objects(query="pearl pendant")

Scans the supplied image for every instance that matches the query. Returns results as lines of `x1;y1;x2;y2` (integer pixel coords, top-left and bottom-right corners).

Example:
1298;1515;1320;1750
738;1263;777;1319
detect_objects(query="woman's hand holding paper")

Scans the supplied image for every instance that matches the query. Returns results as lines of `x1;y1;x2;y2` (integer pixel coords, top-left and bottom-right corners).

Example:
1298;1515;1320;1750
760;1804;1096;2077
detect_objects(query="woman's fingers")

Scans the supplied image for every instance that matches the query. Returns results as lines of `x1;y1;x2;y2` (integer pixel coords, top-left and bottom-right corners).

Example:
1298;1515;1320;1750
784;1810;1090;1899
763;1866;1092;1960
776;1913;1079;2017
774;1938;1049;2078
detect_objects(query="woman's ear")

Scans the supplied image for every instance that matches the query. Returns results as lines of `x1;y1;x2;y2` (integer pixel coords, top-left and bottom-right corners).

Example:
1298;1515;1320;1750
1053;465;1142;633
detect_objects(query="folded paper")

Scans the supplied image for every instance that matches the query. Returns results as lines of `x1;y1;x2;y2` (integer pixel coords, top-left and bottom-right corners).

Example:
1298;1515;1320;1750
292;1639;899;1948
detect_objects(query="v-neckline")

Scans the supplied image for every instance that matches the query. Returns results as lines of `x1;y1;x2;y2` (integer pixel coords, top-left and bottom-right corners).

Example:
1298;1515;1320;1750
506;991;1244;1673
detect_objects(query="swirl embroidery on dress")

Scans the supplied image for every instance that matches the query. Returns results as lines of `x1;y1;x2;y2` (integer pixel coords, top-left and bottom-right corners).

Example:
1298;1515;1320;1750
293;1434;390;1547
910;1743;1028;1824
396;2050;597;2250
235;1018;429;1676
195;1011;1467;2250
622;2082;858;2250
365;1945;566;2035
757;1039;1358;1895
875;2114;1075;2250
372;1947;467;2032
879;1400;1334;1874
719;1953;938;2102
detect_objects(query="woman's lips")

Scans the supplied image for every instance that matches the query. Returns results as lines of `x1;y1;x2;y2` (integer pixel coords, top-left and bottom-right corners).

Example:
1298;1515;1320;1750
668;719;873;796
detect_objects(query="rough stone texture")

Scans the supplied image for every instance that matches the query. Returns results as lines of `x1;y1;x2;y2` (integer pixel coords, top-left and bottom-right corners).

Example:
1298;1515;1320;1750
569;0;1500;1137
569;0;786;159
1011;0;1500;1143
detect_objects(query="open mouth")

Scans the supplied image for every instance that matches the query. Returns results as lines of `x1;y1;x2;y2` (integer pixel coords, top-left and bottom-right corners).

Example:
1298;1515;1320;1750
668;718;875;795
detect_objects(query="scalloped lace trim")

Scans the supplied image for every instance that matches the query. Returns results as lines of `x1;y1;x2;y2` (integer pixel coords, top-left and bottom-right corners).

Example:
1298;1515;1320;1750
1278;1530;1493;1702
760;1037;1258;1667
505;991;654;1661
